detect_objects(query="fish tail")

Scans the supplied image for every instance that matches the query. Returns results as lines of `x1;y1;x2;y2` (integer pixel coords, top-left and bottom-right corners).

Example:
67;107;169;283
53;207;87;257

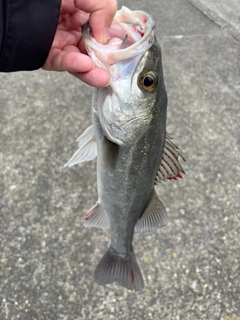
94;246;144;291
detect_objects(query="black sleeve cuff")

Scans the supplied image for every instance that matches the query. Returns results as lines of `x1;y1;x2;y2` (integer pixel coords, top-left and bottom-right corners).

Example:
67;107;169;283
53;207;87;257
0;0;61;72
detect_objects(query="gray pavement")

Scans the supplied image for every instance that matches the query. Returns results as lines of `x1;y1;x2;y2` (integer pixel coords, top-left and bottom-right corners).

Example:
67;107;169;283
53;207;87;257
0;0;240;319
188;0;240;41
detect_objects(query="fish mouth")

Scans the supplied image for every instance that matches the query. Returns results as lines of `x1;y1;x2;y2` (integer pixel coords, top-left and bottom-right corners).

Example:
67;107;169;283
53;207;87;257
82;7;155;69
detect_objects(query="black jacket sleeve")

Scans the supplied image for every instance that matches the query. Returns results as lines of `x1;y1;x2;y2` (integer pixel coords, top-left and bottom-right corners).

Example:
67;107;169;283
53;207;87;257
0;0;61;72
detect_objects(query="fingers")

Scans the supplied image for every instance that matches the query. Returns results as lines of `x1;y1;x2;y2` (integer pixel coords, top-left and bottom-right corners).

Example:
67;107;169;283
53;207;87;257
71;67;110;87
43;45;111;87
74;0;118;43
42;48;93;73
89;0;117;43
58;9;89;29
43;0;115;85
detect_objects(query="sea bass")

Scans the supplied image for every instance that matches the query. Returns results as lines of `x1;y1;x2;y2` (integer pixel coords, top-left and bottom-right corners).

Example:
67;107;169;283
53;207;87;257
65;6;184;291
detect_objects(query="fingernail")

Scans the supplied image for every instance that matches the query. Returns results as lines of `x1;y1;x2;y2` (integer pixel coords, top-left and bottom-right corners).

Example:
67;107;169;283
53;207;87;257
97;28;109;44
104;79;111;87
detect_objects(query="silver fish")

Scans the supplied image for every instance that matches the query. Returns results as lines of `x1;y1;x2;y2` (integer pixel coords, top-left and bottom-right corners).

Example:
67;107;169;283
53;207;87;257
65;7;184;291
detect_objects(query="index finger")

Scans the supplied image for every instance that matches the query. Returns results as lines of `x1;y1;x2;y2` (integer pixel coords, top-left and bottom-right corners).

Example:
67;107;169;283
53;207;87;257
75;0;117;43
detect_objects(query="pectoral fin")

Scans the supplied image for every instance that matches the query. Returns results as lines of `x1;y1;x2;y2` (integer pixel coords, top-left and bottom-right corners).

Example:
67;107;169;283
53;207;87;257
155;133;185;183
64;125;97;167
134;190;167;233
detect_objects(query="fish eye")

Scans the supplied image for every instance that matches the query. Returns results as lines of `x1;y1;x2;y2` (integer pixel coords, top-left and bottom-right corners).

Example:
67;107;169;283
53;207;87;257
138;71;158;92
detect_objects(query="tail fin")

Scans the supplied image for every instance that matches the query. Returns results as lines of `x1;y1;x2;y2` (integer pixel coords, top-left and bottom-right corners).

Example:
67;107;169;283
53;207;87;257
94;247;144;291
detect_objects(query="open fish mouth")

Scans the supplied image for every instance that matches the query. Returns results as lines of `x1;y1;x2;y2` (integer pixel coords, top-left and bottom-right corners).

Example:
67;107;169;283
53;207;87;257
82;6;155;71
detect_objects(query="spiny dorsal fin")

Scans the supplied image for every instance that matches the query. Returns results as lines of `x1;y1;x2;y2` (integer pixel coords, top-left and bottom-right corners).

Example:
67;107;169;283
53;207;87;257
134;190;167;233
84;202;109;230
64;125;97;167
155;133;185;184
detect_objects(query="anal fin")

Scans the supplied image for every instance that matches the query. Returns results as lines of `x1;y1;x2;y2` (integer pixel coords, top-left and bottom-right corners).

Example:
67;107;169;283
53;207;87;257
84;202;109;230
134;190;167;233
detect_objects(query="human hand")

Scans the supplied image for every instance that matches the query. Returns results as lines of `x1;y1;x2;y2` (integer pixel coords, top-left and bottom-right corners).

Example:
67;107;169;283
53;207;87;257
42;0;117;87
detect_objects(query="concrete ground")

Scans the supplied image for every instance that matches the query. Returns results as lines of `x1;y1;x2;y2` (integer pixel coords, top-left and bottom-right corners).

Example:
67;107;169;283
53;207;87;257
0;0;239;319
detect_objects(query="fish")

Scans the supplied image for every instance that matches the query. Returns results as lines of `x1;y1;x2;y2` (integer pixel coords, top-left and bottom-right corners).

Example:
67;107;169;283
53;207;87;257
65;6;184;291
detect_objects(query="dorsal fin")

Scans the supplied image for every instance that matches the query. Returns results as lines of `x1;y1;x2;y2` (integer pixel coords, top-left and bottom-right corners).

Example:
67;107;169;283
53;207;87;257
64;125;97;167
155;133;185;184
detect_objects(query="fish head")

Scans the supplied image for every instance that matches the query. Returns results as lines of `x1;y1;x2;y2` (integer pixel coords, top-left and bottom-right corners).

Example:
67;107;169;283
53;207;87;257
95;40;164;146
83;7;166;146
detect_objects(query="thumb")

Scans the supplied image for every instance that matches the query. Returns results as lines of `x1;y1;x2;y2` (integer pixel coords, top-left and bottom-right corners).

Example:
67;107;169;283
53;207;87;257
75;0;117;43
